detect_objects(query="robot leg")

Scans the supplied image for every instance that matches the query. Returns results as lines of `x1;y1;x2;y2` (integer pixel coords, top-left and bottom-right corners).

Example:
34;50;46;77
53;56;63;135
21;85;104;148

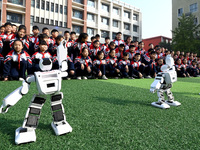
15;95;46;145
151;89;170;109
50;92;72;135
165;89;181;106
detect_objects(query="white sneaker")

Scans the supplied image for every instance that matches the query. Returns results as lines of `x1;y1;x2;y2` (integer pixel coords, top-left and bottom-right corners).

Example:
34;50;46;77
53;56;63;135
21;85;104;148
77;76;82;80
19;78;24;81
82;76;87;80
102;75;108;80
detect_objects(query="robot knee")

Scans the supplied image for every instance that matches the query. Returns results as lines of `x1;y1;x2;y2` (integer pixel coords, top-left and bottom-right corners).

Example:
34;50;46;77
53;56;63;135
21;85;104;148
51;93;63;102
25;107;41;128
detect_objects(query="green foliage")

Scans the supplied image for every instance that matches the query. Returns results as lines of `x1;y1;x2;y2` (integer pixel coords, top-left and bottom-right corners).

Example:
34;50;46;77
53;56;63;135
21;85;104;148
0;78;200;149
172;14;200;54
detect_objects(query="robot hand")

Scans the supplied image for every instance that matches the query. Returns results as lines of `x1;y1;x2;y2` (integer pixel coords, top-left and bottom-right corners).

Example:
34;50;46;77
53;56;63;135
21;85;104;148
150;88;156;93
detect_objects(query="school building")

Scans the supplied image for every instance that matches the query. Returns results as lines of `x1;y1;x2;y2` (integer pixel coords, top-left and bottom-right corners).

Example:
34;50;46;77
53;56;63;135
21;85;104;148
0;0;142;42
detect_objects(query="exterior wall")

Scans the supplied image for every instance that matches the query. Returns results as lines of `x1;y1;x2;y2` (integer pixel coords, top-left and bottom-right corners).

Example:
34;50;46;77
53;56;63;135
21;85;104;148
142;36;172;51
172;0;200;35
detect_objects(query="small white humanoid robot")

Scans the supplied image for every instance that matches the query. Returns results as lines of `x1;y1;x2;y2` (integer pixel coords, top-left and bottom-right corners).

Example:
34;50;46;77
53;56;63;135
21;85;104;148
150;54;181;109
0;41;72;144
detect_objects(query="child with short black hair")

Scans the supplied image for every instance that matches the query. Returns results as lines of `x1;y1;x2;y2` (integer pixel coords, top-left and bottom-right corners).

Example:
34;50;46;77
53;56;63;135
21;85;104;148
93;51;108;80
3;40;32;81
135;41;145;55
89;40;102;60
182;58;190;77
102;37;110;51
188;60;199;77
125;45;136;61
75;47;92;80
31;40;52;72
113;32;124;47
50;29;59;45
29;26;40;56
175;58;186;77
104;41;116;58
155;58;164;73
0;25;5;34
106;49;121;78
70;31;76;43
118;52;131;78
115;44;125;60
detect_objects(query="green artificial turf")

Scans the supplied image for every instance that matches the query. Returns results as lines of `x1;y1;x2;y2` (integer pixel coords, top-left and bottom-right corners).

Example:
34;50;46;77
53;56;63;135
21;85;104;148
0;77;199;149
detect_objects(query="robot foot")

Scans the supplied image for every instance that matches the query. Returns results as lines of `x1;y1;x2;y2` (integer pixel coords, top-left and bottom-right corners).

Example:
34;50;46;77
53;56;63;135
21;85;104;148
51;121;72;136
151;102;170;109
165;101;181;106
15;127;36;145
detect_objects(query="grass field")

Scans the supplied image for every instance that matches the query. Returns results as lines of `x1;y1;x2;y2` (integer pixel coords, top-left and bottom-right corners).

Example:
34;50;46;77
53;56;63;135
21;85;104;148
0;77;200;150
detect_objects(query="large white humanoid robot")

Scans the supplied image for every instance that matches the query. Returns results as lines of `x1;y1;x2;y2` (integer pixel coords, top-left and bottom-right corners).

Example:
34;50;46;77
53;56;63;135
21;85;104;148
150;54;181;109
0;41;72;144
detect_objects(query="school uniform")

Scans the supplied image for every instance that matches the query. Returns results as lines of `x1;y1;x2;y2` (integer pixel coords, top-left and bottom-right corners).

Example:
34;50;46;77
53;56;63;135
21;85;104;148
34;39;54;55
130;60;145;77
103;47;114;58
0;53;4;76
188;64;198;77
10;35;30;53
105;55;120;77
135;47;146;55
29;35;39;56
115;47;124;61
142;53;157;76
74;55;92;77
89;44;102;60
118;59;130;77
113;39;124;47
73;41;88;62
175;64;186;77
155;63;163;73
1;32;14;57
125;49;135;61
93;59;107;77
102;43;109;51
64;39;73;59
31;50;52;72
3;50;32;80
0;37;3;54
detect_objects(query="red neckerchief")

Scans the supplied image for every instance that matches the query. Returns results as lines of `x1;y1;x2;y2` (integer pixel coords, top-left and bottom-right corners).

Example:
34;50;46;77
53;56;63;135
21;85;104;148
17;53;21;70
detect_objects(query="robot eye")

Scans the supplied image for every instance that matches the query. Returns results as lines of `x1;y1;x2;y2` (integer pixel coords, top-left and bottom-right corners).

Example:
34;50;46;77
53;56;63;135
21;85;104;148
42;58;51;65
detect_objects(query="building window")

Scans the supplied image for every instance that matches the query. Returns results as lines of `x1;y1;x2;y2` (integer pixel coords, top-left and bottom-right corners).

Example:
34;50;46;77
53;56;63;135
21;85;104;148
133;36;138;42
124;11;130;19
112;32;117;40
87;13;94;21
46;2;49;11
124;23;130;30
113;7;119;15
60;5;63;14
113;20;118;27
36;17;39;23
8;0;23;5
87;28;94;36
74;0;83;4
102;3;109;12
51;3;54;12
55;21;58;26
55;4;58;13
73;25;82;34
36;0;40;8
46;19;49;24
133;25;138;32
60;21;62;27
7;12;22;24
194;17;198;25
30;16;34;25
101;30;109;38
31;0;35;7
64;6;67;15
51;20;54;25
64;22;67;27
133;14;138;21
73;9;83;19
101;17;109;25
88;0;95;7
41;0;45;10
178;8;183;16
190;3;198;13
41;17;44;24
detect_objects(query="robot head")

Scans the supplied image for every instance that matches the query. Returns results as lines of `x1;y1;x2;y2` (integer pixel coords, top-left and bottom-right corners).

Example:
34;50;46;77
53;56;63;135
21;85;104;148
165;54;174;68
39;58;52;71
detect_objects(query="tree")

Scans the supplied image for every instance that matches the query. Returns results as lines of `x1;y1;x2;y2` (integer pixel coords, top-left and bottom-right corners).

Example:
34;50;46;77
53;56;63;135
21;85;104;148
159;41;172;51
172;14;200;54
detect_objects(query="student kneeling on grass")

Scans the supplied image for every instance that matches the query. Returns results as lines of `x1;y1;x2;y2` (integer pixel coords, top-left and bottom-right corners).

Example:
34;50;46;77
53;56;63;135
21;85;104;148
75;47;92;80
106;49;121;78
118;52;131;78
31;40;52;72
3;40;32;81
93;51;108;80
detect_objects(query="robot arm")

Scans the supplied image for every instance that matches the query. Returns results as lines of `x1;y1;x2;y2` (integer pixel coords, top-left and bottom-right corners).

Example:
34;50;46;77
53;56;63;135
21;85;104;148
150;73;164;93
0;75;35;114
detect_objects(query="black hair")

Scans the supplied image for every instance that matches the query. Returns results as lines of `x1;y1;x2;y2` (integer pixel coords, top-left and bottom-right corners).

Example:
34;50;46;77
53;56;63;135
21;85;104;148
119;44;125;48
134;53;141;57
42;27;49;32
97;51;104;56
64;31;70;34
13;40;23;46
124;52;129;56
39;40;48;46
129;45;135;49
4;22;12;27
148;48;154;53
93;40;100;44
150;51;156;55
32;25;39;30
81;47;88;53
116;32;122;35
12;24;17;27
91;36;96;41
51;29;59;34
109;41;116;46
0;25;5;29
148;43;153;46
55;35;64;41
95;34;100;38
77;33;88;43
105;37;110;40
18;25;26;32
38;34;49;41
138;41;144;45
70;31;76;35
125;36;132;42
